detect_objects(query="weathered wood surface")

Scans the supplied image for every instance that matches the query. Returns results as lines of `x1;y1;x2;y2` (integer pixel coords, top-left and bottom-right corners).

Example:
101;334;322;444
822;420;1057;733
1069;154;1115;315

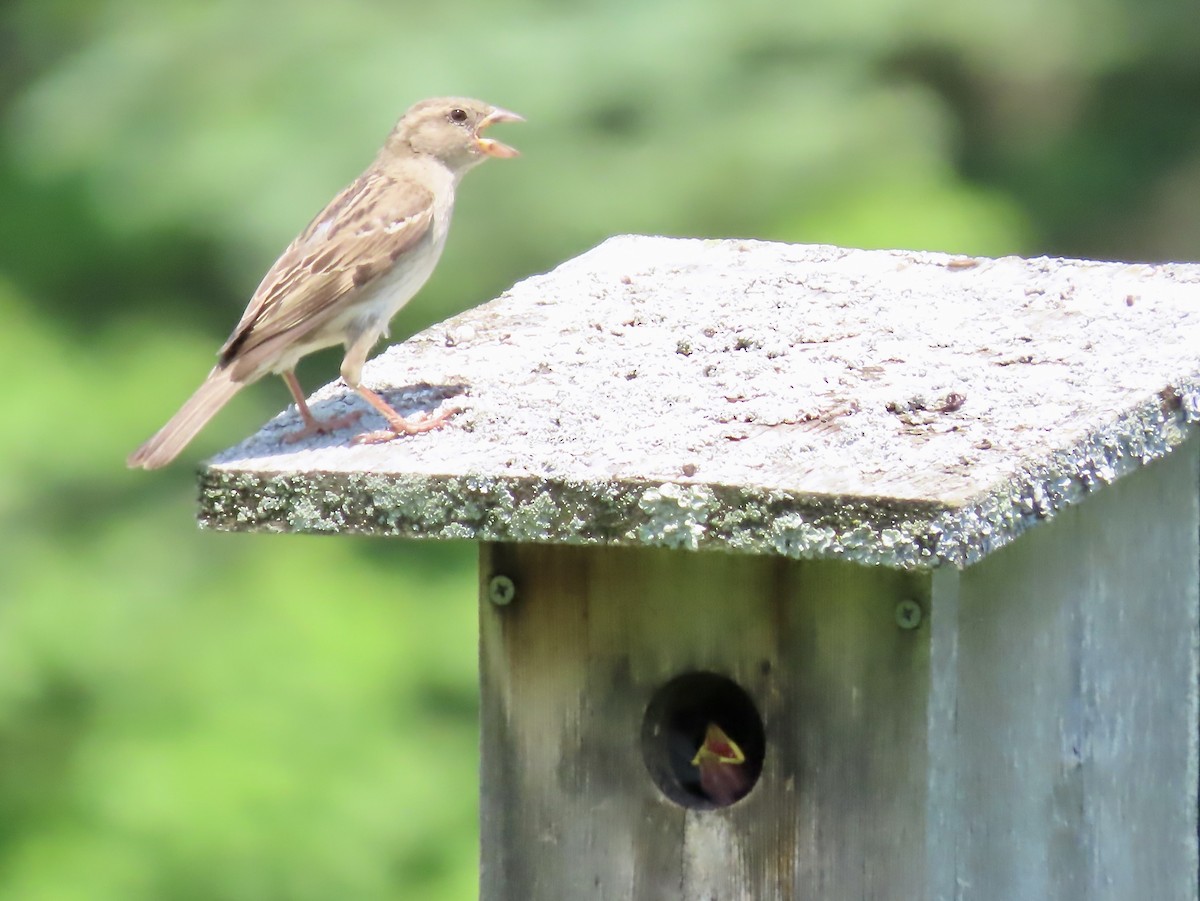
946;436;1199;901
200;236;1200;567
478;437;1199;901
479;542;932;900
190;237;1200;897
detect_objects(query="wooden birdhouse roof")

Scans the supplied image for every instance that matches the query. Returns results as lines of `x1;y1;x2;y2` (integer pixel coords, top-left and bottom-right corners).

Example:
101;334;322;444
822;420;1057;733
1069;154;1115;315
199;235;1200;568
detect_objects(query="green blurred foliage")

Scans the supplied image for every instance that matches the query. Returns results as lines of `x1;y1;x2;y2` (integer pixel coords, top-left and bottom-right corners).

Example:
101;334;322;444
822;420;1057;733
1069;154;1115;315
1;0;1198;896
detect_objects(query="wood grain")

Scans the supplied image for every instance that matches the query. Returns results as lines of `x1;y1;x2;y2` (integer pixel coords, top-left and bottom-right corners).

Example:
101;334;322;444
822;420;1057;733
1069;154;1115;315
479;542;930;899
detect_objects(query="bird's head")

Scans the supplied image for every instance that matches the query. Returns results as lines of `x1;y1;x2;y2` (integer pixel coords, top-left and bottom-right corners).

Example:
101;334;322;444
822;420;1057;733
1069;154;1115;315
391;97;523;172
691;722;751;806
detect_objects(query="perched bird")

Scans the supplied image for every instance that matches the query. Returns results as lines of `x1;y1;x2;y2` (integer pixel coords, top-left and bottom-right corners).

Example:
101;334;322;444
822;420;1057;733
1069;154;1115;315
128;96;522;469
692;722;751;806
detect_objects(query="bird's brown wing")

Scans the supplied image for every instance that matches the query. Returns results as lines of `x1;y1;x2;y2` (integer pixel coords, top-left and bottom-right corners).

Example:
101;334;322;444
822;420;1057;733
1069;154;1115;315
219;172;435;380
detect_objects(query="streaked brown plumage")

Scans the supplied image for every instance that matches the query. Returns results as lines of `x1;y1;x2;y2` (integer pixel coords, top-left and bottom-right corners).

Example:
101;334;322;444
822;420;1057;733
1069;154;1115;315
128;96;521;469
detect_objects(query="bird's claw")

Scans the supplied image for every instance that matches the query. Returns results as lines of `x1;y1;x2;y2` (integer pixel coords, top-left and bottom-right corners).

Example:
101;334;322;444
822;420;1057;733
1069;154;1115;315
282;409;364;443
351;406;461;446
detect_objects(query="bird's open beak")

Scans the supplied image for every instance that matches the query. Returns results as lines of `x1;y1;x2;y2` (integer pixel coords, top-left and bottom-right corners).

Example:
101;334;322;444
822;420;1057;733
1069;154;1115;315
691;723;746;767
476;107;524;158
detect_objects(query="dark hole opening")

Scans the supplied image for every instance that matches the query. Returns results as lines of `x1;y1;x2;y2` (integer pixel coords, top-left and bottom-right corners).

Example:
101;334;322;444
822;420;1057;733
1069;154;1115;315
640;672;765;809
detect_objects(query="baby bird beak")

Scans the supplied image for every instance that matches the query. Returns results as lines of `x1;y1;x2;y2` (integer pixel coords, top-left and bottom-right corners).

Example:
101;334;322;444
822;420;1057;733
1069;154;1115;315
476;107;524;158
691;723;750;806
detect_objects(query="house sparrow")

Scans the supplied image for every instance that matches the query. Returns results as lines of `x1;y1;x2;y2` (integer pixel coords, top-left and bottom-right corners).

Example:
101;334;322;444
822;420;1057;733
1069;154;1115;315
692;722;751;806
127;96;522;469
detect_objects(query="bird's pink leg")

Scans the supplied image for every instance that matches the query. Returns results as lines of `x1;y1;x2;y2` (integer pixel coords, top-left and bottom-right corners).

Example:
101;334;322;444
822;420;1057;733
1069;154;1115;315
279;370;362;443
350;384;459;445
336;332;457;446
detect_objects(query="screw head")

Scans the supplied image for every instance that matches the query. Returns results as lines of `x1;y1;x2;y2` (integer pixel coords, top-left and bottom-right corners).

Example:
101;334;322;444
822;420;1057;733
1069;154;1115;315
895;599;923;630
487;574;516;606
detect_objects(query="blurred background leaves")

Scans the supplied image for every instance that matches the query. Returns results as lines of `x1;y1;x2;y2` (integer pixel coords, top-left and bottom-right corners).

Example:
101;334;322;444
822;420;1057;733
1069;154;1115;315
2;0;1198;897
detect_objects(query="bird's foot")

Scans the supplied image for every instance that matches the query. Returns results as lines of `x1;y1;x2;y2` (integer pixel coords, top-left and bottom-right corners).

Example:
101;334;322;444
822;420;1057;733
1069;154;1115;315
352;406;461;446
281;409;364;444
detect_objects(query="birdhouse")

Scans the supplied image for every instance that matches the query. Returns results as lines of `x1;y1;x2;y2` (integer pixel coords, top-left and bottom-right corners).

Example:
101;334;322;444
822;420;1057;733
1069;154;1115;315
199;236;1200;900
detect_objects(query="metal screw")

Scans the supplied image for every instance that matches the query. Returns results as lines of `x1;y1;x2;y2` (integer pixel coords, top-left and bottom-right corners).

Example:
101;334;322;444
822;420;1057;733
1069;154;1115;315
895;599;922;630
487;574;516;607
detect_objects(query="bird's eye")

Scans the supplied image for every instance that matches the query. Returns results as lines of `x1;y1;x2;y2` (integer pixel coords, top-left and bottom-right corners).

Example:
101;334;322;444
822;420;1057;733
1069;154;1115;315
449;108;468;124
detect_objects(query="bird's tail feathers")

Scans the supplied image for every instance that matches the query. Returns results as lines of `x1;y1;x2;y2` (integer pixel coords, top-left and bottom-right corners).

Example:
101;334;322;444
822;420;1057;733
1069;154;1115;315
127;367;244;470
